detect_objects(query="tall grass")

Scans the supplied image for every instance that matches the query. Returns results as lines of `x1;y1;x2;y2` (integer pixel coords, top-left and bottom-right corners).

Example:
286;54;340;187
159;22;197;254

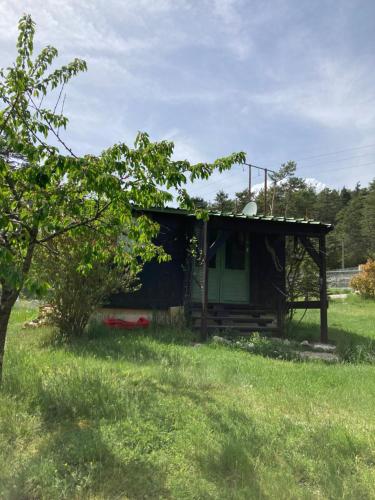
0;298;374;498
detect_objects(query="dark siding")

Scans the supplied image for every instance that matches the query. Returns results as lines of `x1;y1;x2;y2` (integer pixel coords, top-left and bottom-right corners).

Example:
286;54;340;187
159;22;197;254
107;213;188;309
107;212;287;310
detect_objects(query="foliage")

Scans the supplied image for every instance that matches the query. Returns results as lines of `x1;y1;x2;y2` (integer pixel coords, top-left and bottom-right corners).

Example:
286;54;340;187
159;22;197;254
0;15;245;378
32;226;138;338
234;187;250;212
362;180;375;257
285;237;320;320
184;195;208;209
350;259;375;299
1;299;375;498
210;189;235;212
213;333;302;361
267;161;307;216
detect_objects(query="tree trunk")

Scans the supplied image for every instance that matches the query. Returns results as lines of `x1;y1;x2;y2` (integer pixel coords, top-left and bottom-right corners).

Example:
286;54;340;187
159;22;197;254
0;286;19;383
0;234;37;383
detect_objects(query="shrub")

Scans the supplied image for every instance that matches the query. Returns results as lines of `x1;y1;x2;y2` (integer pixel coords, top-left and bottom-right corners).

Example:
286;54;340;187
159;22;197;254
286;237;320;321
32;228;138;339
350;259;375;299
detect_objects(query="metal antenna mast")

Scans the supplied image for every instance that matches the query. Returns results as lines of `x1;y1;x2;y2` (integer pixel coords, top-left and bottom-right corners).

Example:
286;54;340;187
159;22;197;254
244;163;277;215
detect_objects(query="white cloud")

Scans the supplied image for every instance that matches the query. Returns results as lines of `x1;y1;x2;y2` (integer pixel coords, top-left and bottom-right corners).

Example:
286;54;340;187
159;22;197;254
246;57;375;129
1;0;374;192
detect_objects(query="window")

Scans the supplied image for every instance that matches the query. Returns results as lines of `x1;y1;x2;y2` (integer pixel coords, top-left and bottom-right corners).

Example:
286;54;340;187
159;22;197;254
225;232;246;270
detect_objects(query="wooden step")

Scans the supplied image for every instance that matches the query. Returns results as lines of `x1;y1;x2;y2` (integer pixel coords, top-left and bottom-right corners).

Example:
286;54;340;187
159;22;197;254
191;312;276;321
191;303;274;312
202;324;279;329
196;325;279;334
193;318;276;328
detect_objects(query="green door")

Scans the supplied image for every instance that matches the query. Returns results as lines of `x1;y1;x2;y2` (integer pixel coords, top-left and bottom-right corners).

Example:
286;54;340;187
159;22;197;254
192;231;249;304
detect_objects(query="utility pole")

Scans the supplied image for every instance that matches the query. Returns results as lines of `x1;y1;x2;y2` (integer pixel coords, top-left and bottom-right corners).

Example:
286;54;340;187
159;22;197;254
341;239;345;269
243;163;276;216
264;168;268;215
248;164;252;201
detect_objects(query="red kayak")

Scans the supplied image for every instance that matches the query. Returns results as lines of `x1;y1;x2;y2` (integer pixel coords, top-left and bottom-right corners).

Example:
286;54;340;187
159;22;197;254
103;317;150;329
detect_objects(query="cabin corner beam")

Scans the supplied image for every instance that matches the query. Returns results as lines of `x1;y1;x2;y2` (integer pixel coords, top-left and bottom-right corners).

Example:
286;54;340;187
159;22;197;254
319;234;328;343
200;219;209;341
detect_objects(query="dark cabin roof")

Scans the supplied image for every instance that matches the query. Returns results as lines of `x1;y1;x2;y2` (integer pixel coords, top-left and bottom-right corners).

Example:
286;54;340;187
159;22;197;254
138;206;333;235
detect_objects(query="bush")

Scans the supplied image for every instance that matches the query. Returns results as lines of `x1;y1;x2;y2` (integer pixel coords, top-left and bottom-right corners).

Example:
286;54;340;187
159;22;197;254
286;237;320;321
32;228;138;339
350;259;375;299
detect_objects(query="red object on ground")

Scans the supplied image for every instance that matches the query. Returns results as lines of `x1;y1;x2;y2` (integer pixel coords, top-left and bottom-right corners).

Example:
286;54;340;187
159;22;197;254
103;316;150;330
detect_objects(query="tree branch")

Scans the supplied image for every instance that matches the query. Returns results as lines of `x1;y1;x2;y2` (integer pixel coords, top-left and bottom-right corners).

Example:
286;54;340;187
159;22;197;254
36;201;112;244
27;92;78;158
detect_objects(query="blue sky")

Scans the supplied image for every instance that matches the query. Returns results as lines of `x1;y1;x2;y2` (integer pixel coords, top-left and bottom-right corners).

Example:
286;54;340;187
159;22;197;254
1;0;374;200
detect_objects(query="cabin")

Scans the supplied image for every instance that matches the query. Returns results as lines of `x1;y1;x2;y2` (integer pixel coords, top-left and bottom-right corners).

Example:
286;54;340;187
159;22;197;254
104;207;333;341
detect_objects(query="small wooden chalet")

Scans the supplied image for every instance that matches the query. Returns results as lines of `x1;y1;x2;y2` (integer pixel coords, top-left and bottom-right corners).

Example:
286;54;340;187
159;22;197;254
106;208;333;342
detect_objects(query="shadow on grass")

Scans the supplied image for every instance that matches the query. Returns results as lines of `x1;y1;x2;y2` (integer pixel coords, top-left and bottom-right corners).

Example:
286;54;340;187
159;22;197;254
288;320;372;347
287;321;375;362
4;328;375;498
46;318;375;368
53;324;199;368
11;359;373;499
8;419;169;499
8;362;266;499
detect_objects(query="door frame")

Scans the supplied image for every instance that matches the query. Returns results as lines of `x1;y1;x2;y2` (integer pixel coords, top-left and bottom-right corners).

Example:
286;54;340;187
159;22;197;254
191;229;250;304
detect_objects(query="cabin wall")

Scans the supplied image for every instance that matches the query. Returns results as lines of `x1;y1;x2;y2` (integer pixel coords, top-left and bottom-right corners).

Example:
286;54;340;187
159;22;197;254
106;213;188;309
106;213;286;311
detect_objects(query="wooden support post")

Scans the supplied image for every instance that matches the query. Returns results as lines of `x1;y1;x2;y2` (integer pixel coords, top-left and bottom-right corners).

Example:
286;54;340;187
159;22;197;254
200;219;209;341
319;234;328;343
277;302;285;337
264;168;268;215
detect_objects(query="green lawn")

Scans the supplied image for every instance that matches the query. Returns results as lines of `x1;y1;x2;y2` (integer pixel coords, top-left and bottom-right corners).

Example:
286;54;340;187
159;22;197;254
0;297;375;499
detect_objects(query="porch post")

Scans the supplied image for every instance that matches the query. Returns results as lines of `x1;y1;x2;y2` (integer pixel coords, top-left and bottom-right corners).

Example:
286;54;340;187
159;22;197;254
319;234;328;343
200;219;209;341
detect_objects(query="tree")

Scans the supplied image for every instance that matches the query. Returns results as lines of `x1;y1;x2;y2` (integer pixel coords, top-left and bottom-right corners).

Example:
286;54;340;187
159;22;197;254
184;195;208;209
0;15;245;381
350;259;375;299
285;237;319;321
340;186;352;207
260;161;307;217
335;192;367;267
32;226;138;338
234;188;250;213
210;190;235;212
362;180;375;257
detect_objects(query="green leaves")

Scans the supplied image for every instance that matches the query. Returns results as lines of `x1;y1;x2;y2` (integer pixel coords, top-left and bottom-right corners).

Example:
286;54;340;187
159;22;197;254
0;14;244;295
16;15;35;70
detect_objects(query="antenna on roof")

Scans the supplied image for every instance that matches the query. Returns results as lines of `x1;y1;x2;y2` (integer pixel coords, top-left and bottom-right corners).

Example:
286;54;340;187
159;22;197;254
242;201;258;217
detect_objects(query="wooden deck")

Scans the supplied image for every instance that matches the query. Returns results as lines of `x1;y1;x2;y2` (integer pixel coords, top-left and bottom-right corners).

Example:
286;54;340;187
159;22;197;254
189;303;280;335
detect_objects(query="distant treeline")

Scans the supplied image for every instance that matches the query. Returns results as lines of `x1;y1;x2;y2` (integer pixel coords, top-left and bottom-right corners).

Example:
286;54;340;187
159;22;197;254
188;162;375;269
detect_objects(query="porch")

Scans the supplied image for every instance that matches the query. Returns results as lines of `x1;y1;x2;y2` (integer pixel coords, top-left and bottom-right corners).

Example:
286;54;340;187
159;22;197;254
186;213;333;342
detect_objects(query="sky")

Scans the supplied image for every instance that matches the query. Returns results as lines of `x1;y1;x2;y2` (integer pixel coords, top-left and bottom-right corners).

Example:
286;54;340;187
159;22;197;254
1;0;375;200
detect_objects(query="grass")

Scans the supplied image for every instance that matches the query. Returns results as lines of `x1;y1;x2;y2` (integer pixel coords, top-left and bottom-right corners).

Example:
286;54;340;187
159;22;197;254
327;287;352;295
288;294;375;361
0;297;374;499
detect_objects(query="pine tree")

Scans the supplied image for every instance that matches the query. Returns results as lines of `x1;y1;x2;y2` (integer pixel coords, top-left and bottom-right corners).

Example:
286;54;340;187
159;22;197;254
211;190;235;212
362;180;375;257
